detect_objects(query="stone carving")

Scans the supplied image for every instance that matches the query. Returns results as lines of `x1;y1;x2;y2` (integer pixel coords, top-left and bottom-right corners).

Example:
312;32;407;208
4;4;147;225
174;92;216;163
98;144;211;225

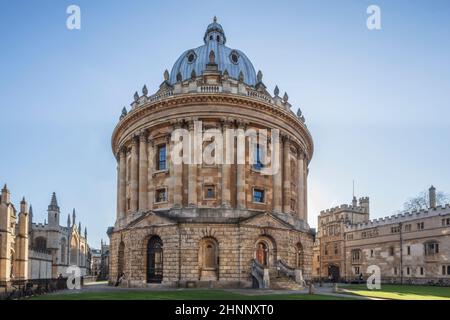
142;85;148;96
191;69;196;79
274;85;280;97
283;92;289;102
238;71;244;82
120;107;127;120
176;72;182;82
133;91;139;102
164;69;169;81
296;108;302;118
257;70;263;83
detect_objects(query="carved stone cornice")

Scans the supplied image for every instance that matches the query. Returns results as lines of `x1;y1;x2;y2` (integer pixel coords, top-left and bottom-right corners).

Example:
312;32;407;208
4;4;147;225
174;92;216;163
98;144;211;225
112;93;314;161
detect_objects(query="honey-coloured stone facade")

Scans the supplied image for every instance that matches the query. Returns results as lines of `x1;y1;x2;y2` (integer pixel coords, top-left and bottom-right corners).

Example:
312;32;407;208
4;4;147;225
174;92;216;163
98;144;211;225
108;19;314;288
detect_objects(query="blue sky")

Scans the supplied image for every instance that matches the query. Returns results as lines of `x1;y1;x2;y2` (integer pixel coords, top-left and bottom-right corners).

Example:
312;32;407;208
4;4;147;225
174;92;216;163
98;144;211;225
1;0;449;249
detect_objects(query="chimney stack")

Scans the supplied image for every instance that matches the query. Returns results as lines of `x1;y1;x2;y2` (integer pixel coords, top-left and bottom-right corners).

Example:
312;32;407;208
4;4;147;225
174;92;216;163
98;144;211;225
429;185;436;209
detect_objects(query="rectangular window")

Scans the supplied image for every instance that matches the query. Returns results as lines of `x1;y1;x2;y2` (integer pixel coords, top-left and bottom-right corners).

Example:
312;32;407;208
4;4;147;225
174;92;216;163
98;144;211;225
253;144;264;170
334;243;338;255
354;267;360;275
405;224;411;232
420;267;424;275
443;266;446;275
370;249;374;258
394;267;398;275
155;188;167;203
417;222;424;230
448;266;450;275
204;185;216;199
253;188;265;203
157;145;167;170
407;246;411;255
406;267;410;275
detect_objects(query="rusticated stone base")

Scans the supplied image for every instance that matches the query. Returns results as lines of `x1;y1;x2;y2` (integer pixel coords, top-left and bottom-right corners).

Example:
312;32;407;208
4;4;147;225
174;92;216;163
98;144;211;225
108;210;313;288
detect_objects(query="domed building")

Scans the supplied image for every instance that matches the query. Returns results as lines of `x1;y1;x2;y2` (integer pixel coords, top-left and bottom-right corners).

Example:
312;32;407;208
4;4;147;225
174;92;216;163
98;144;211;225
109;18;314;288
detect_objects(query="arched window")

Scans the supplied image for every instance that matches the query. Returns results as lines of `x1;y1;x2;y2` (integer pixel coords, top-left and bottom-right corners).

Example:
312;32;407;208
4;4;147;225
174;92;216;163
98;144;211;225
147;236;163;283
60;238;66;264
70;235;78;265
34;237;47;251
118;241;125;276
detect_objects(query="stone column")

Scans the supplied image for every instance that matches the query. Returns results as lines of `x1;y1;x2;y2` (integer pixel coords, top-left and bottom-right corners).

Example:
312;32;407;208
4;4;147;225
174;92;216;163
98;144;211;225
236;121;246;209
304;166;308;223
172;124;183;208
273;134;282;213
221;119;232;208
118;147;127;219
147;137;154;210
282;135;291;213
130;136;139;212
138;131;148;211
188;121;197;207
297;151;305;220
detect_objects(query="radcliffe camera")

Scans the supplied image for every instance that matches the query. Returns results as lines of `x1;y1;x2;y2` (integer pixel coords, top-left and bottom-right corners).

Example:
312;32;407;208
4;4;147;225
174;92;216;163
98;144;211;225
0;0;449;316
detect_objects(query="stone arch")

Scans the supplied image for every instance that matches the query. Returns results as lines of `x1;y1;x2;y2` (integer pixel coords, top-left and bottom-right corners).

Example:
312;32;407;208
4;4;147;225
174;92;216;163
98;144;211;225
295;242;304;270
117;241;125;276
254;235;277;267
198;237;219;281
146;236;163;283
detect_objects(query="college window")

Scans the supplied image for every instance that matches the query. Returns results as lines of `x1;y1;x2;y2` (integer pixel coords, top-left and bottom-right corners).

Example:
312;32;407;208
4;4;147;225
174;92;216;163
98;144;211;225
354;267;360;275
252;188;265;203
370;249;374;258
404;224;411;232
394;267;398;275
441;265;450;276
424;241;439;255
442;218;450;226
351;249;361;262
406;267;410;275
391;226;400;233
417;222;424;230
420;267;424;275
347;234;353;240
155;188;167;203
334;244;339;255
157;144;167;170
407;246;411;255
204;185;216;199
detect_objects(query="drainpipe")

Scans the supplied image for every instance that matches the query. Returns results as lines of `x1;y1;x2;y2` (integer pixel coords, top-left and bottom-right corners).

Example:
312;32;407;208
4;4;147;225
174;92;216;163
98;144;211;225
399;222;403;285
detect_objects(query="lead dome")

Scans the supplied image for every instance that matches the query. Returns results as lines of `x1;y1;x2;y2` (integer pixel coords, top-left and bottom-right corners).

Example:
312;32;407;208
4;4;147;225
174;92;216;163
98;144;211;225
169;17;257;86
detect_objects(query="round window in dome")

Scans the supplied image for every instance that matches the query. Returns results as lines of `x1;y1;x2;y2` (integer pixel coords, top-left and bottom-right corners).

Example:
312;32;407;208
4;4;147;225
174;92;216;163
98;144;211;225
186;51;197;64
229;51;239;64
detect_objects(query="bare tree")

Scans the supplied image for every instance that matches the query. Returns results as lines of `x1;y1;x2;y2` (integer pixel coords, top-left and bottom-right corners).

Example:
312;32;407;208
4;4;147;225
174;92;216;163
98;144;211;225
403;189;450;212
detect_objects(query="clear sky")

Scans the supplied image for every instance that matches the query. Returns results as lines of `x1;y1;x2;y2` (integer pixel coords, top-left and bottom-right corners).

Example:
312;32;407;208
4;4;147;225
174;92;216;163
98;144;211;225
1;0;449;249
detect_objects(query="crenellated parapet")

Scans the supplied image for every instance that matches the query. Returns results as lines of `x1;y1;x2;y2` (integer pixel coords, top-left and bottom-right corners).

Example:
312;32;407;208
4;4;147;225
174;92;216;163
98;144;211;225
344;203;450;231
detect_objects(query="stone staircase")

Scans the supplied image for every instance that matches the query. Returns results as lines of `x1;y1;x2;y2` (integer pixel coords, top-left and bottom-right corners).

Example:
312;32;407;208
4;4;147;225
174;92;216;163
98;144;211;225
269;271;305;290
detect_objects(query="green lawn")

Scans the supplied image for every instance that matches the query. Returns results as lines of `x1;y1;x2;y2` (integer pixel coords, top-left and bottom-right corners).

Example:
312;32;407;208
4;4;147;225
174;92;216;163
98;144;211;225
340;284;450;300
29;289;353;300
